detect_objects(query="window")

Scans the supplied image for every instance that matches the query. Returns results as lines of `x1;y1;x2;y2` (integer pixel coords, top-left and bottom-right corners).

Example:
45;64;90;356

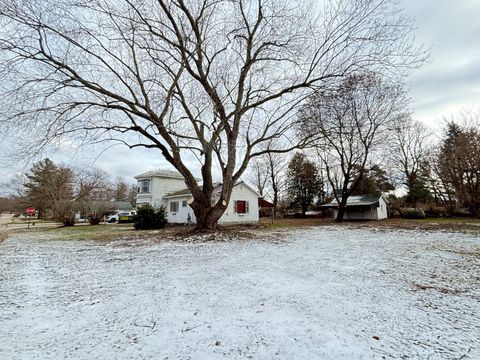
234;200;249;214
138;179;150;194
182;200;188;207
170;201;179;213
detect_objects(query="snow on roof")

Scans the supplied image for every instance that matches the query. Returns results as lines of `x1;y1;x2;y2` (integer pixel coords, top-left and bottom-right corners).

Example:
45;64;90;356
321;194;386;208
163;188;192;198
134;169;185;180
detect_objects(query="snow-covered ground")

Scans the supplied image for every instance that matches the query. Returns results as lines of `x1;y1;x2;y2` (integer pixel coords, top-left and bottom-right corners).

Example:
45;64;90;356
1;227;479;359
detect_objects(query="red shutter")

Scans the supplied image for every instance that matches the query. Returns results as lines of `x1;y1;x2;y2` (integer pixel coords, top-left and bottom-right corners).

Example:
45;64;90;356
237;201;246;214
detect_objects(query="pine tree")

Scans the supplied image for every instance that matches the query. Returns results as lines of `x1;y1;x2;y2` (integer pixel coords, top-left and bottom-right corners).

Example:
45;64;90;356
24;158;58;218
286;153;322;216
23;158;75;224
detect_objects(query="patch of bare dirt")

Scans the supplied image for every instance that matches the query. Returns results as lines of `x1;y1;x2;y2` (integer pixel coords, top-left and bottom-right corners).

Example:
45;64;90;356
412;283;467;296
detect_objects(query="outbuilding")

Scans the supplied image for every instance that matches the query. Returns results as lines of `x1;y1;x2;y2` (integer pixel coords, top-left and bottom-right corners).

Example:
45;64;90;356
321;194;389;221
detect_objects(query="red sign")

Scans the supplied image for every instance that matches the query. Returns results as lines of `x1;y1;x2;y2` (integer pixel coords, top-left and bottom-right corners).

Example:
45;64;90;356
26;207;36;216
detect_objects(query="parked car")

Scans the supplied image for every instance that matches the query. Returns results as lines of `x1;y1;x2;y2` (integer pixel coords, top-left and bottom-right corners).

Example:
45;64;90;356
106;213;119;223
106;211;136;223
117;212;135;224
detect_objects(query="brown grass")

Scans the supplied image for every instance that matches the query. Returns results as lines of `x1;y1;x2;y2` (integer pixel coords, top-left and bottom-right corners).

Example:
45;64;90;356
4;215;480;243
412;283;466;295
259;216;480;234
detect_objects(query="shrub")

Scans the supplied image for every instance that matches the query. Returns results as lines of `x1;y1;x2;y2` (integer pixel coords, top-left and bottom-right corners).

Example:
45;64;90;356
424;206;448;218
133;204;167;230
86;211;104;225
399;208;425;219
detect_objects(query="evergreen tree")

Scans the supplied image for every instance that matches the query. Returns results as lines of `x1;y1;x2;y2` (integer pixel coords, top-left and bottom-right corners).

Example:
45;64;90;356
351;165;394;195
24;158;58;218
437;122;480;216
24;158;75;224
286;153;322;216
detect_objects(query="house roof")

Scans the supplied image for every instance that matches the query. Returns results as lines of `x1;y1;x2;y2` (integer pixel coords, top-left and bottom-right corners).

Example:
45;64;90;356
321;194;387;208
134;169;185;180
87;201;134;211
258;198;275;208
162;181;260;199
162;188;193;198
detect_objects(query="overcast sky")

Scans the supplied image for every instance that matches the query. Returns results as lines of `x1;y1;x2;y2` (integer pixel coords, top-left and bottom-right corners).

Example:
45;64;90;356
1;0;479;193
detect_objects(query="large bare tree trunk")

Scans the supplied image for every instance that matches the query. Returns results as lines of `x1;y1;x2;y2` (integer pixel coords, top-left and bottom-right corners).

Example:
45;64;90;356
336;197;349;222
190;200;228;231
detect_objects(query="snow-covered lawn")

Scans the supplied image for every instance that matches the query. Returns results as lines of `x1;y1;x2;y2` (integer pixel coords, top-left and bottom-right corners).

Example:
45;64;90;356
1;227;479;359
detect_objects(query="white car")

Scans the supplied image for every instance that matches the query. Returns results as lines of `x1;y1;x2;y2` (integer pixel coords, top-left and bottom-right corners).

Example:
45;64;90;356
106;213;119;223
107;212;136;223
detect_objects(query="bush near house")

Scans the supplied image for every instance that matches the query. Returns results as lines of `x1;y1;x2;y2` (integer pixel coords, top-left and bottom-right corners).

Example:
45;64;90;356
87;212;103;225
399;208;426;219
133;204;167;230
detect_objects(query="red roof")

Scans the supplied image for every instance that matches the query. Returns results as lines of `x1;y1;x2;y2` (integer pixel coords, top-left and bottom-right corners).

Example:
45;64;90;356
258;198;275;208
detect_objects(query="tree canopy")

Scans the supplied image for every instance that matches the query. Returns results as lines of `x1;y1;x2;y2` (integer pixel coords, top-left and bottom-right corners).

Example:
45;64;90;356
0;0;425;229
286;153;322;216
299;74;404;220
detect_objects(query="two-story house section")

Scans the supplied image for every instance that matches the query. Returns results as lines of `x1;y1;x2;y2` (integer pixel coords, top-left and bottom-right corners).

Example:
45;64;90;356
134;170;189;209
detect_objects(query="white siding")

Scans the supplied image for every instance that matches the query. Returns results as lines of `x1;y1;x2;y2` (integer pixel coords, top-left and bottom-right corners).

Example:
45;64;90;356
219;184;259;224
377;198;389;220
136;177;187;209
135;173;260;225
166;197;195;224
332;196;388;221
167;184;259;224
333;209;377;220
165;183;259;224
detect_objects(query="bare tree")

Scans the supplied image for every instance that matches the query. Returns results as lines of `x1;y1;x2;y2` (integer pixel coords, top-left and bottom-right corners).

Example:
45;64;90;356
113;177;129;202
248;158;270;197
264;150;288;209
300;74;404;221
0;0;424;230
127;183;137;207
76;167;113;223
390;115;432;205
247;148;287;213
76;168;111;203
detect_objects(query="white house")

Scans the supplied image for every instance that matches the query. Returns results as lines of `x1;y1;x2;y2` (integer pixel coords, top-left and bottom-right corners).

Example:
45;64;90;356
135;170;260;224
321;194;389;221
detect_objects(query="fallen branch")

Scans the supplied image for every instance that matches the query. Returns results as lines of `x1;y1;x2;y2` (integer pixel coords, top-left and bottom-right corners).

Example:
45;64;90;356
133;320;156;330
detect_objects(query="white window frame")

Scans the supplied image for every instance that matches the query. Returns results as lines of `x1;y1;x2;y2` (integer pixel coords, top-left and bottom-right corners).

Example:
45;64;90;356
182;200;188;207
170;201;179;213
138;179;151;194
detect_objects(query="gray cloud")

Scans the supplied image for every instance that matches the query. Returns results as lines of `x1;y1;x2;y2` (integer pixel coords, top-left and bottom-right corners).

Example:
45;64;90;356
401;0;480;127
